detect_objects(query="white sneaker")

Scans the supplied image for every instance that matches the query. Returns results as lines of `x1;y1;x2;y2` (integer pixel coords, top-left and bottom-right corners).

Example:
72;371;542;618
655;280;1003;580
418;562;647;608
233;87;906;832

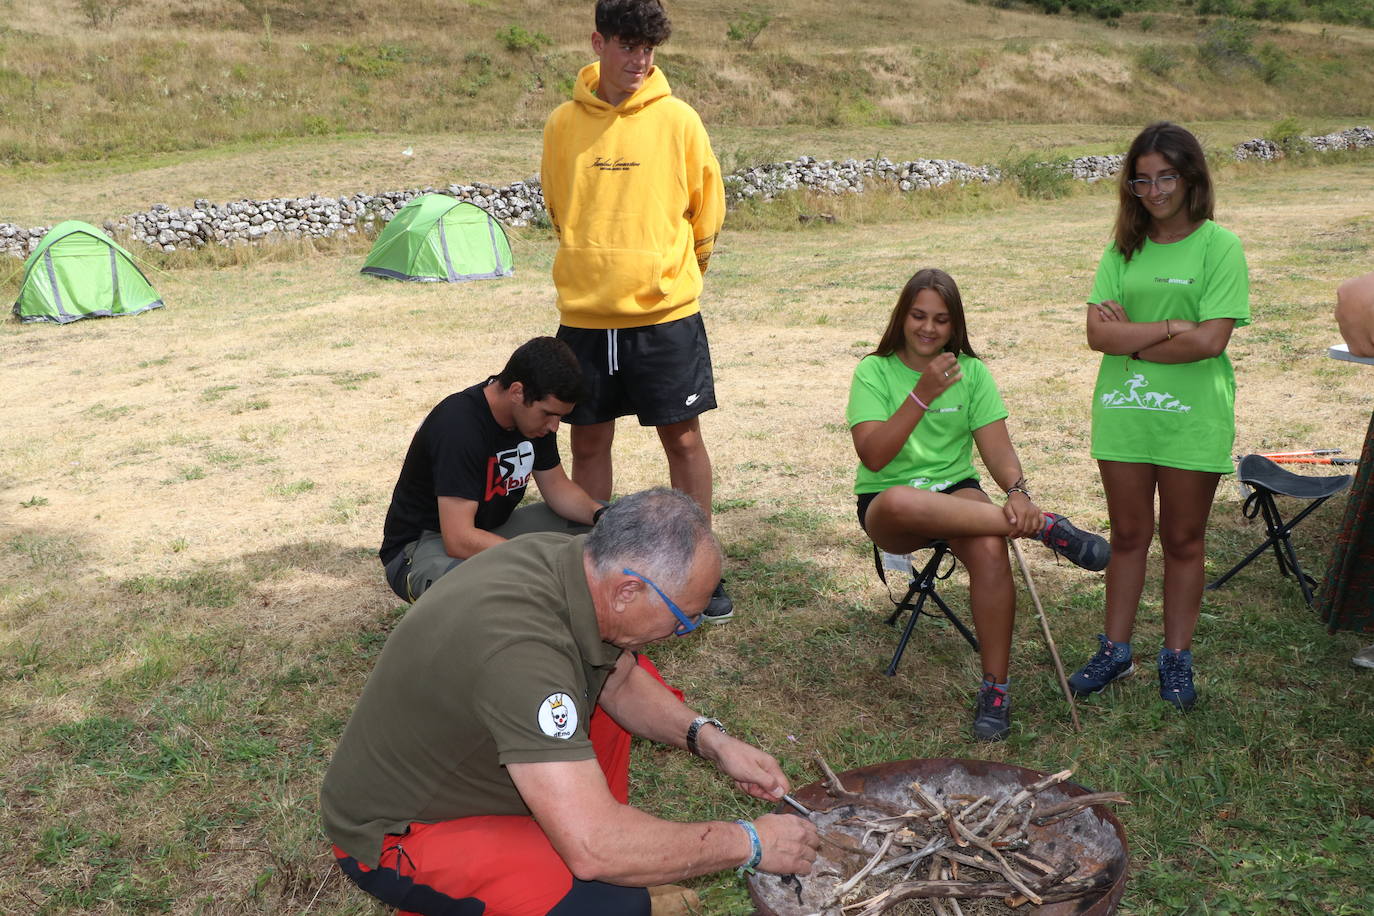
1352;644;1374;669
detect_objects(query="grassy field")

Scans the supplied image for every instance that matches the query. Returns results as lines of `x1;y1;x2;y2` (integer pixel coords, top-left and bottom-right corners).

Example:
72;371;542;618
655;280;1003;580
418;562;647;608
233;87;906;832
2;0;1373;167
3;146;1373;913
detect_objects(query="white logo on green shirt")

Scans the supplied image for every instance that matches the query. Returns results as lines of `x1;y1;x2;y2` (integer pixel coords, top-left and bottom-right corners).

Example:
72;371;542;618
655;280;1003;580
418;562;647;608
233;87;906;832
1100;372;1192;413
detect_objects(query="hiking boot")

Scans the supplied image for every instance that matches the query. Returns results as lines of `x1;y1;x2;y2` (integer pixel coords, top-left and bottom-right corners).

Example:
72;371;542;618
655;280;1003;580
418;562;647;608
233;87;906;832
971;684;1012;742
1158;648;1196;711
1068;634;1135;697
648;884;701;916
1040;513;1110;572
703;581;734;623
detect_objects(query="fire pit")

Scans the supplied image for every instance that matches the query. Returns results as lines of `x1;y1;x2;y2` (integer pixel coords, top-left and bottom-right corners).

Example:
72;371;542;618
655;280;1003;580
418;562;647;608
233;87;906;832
748;758;1129;916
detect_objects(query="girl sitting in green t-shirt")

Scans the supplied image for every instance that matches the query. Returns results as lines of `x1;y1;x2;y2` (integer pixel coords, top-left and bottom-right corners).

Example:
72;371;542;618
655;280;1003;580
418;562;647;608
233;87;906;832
846;268;1110;742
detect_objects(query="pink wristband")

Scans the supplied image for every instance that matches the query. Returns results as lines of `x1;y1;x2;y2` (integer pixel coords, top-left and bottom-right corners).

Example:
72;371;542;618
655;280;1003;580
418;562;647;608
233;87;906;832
909;391;930;411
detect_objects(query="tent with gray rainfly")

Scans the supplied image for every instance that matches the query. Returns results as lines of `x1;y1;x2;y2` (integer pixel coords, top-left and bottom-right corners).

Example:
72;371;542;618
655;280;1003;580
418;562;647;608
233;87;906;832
360;194;514;282
12;220;164;324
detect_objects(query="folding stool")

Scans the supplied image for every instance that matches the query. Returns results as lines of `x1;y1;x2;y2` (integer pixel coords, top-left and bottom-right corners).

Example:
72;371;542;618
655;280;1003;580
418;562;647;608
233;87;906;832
1206;453;1353;606
872;541;979;676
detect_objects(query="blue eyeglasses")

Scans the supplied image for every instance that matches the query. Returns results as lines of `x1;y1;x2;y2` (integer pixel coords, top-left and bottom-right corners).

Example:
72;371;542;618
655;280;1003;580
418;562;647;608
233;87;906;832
623;568;699;636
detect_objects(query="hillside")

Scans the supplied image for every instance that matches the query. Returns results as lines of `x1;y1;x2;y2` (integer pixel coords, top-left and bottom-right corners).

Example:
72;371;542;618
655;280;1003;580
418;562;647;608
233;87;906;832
1;0;1372;167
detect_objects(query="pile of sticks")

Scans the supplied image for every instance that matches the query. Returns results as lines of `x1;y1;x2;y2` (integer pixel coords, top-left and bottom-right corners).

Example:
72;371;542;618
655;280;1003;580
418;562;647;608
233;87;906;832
812;756;1128;915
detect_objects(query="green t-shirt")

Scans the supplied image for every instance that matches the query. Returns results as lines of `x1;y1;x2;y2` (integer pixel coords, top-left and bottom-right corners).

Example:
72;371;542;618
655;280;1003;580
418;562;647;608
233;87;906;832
320;533;623;864
1087;220;1250;473
846;352;1008;494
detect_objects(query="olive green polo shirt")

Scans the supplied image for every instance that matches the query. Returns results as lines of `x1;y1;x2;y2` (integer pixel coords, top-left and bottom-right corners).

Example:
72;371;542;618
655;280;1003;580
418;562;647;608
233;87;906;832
320;533;624;864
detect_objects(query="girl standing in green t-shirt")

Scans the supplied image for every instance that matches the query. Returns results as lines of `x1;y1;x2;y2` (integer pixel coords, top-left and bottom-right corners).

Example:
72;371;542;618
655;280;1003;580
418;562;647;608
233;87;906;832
1070;122;1250;712
847;268;1111;742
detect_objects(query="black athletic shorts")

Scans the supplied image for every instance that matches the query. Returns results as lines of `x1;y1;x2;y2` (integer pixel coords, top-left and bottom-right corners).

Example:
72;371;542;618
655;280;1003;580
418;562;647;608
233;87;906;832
556;313;716;427
856;477;983;531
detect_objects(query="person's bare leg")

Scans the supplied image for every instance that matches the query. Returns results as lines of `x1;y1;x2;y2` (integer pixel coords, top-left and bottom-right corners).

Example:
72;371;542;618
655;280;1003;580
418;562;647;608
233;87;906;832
863;485;1015;556
950;534;1016;682
865;488;1016;680
657;418;712;526
1097;460;1159;644
1156;466;1221;651
570;421;616;502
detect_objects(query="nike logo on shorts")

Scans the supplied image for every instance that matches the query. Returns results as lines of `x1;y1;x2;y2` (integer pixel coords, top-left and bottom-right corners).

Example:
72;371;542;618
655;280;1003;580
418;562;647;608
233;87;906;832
685;393;699;406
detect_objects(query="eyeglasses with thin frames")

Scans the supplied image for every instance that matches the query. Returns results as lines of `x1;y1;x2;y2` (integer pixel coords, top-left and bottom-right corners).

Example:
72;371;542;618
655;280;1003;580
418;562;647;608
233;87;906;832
623;568;699;636
1128;174;1180;197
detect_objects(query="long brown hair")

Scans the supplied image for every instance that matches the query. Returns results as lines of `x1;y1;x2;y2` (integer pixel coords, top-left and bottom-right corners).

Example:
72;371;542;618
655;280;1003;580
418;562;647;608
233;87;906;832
870;268;979;360
1113;121;1215;260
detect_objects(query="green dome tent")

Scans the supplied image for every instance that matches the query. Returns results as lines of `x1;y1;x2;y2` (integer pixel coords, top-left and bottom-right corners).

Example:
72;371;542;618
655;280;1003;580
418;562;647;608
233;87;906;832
361;195;514;282
12;221;164;324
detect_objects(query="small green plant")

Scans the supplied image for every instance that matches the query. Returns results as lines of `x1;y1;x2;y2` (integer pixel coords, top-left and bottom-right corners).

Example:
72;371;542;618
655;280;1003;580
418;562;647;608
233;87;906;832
270;479;316;498
498;25;551;54
1265;116;1308;153
997;153;1074;200
1257;42;1293;84
20;495;50;508
726;8;773;49
77;0;133;28
1196;18;1259;73
1137;44;1181;78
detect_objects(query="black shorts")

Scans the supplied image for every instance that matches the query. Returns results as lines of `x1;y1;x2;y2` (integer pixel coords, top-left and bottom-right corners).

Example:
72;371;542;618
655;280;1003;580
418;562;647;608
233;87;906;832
556;314;717;427
856;478;983;531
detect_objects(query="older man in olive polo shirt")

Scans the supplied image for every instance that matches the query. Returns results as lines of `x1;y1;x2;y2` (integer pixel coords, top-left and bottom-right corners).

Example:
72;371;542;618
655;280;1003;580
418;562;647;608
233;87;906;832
321;488;819;916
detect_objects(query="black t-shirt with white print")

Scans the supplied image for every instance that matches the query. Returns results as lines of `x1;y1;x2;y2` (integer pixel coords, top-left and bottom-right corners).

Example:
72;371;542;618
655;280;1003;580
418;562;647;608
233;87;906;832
379;380;560;564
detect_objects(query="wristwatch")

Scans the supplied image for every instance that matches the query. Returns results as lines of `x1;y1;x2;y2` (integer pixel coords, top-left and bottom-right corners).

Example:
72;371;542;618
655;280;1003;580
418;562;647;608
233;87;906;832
686;716;727;757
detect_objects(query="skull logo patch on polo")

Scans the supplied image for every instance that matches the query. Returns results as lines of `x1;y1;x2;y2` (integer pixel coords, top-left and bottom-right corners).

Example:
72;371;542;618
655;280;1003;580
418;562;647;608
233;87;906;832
538;693;578;739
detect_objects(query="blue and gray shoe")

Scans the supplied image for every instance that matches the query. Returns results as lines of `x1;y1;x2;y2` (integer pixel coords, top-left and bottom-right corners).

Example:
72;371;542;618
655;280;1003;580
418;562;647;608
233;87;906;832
1040;513;1111;572
1068;634;1135;697
971;684;1012;742
1158;648;1197;711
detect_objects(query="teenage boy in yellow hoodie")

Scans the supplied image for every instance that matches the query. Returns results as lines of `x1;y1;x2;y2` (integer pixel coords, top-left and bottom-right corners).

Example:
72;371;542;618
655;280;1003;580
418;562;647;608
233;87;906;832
542;0;733;620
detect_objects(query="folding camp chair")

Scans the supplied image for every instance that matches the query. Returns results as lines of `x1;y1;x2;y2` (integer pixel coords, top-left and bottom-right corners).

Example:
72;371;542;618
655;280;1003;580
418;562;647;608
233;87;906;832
1206;453;1353;607
872;542;978;676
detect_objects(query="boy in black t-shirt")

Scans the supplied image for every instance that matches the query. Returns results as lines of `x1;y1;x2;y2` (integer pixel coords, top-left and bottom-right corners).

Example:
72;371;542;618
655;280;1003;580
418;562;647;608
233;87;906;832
380;337;605;601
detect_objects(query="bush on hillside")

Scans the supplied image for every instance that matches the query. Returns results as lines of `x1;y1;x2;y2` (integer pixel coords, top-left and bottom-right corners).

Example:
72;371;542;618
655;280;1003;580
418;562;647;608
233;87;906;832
1137;44;1183;78
498;25;552;54
1257;42;1294;83
726;8;773;49
1196;18;1259;72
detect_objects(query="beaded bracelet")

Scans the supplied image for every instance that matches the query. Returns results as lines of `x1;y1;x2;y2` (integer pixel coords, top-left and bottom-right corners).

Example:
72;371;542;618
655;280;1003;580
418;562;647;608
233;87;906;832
734;819;763;875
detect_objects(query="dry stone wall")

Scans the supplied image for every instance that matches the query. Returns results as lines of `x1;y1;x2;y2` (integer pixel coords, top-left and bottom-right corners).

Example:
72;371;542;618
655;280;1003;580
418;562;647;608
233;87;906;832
3;127;1370;260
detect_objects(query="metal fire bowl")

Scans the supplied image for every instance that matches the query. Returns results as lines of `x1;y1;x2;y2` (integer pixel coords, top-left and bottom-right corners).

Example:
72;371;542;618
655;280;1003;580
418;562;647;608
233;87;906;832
748;757;1129;916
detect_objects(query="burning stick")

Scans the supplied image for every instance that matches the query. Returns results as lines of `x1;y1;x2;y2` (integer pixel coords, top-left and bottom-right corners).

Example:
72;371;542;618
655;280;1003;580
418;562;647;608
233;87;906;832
1009;538;1081;732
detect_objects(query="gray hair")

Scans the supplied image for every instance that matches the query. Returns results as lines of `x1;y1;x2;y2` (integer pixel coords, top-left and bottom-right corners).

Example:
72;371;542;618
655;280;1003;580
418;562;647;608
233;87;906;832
585;488;719;591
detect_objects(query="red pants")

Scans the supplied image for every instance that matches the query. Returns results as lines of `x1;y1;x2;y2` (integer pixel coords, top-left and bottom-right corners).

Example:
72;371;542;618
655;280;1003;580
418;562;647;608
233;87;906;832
334;655;681;916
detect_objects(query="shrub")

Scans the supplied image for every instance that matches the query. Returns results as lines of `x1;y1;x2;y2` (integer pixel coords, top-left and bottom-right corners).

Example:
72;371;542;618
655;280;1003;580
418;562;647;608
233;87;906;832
1249;0;1299;21
1257;42;1293;83
498;25;552;54
1265;116;1308;153
78;0;133;28
726;8;773;49
1196;0;1241;15
1137;44;1181;78
1196;18;1258;72
997;153;1073;200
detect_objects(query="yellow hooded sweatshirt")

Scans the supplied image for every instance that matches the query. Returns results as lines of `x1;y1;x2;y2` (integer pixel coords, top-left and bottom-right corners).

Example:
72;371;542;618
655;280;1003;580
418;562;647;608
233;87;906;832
541;62;725;330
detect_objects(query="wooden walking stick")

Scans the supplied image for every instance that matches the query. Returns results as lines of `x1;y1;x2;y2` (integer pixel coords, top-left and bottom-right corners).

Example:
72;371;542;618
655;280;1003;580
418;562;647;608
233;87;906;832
1009;539;1081;732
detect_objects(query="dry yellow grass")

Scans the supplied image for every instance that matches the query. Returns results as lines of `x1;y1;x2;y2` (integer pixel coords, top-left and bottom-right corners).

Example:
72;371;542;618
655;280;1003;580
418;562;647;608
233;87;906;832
4;159;1369;640
2;144;1372;911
